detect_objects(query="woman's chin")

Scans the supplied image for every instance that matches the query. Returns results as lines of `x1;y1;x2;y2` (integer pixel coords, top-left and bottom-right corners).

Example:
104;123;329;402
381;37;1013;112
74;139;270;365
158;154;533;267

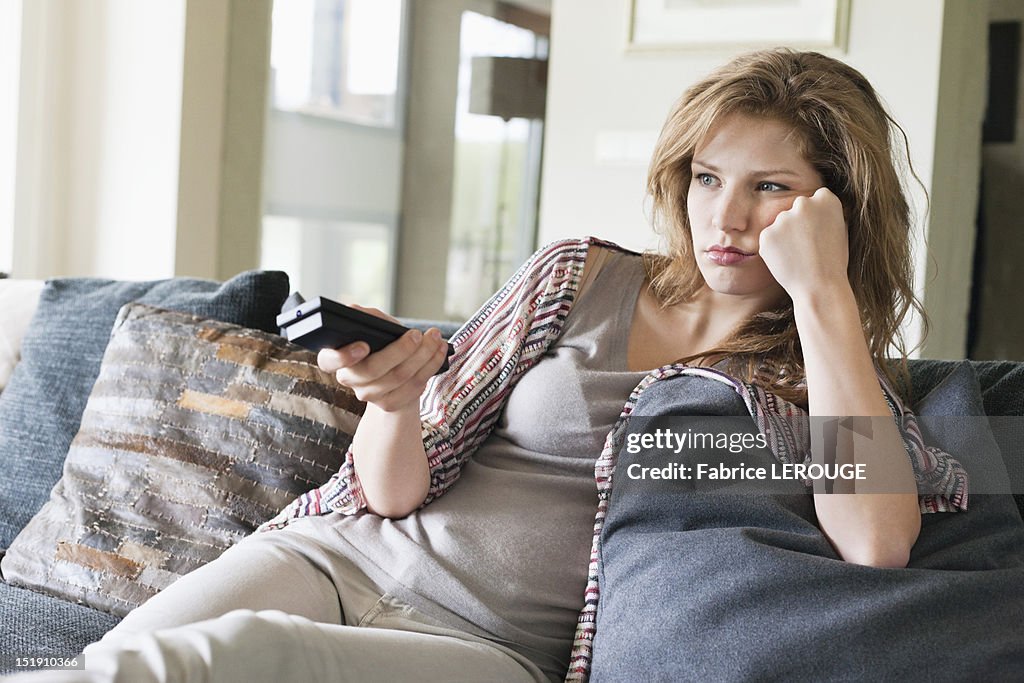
699;273;785;303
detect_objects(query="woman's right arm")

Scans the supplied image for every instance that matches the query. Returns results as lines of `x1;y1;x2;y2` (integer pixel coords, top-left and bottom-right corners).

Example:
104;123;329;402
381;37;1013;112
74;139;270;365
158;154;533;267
317;314;449;518
322;241;615;519
258;237;603;530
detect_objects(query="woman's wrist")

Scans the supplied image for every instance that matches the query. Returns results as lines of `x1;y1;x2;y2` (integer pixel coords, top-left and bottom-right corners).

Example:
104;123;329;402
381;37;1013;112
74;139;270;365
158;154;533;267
788;278;856;314
352;402;430;518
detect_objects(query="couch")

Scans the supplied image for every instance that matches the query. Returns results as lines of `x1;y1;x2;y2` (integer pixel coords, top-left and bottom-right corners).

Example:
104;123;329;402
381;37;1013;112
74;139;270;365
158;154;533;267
0;272;1021;678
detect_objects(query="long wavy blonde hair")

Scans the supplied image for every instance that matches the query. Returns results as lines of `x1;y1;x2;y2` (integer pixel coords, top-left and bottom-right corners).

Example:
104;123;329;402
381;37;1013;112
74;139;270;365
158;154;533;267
645;48;925;404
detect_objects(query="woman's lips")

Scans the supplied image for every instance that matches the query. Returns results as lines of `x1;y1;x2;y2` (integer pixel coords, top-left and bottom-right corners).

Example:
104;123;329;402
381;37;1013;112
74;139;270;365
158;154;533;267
705;246;756;266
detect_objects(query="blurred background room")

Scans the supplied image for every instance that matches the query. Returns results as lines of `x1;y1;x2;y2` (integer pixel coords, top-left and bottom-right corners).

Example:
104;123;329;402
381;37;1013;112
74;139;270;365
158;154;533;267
1;0;1022;359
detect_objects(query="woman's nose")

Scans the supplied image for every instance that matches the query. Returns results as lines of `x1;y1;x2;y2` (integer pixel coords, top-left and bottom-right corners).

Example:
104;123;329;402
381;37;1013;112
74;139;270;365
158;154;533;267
712;190;750;232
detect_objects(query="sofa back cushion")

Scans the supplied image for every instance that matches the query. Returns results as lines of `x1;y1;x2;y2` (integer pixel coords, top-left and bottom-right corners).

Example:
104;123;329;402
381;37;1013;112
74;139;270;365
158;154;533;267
0;304;363;615
0;272;289;551
908;359;1024;417
908;359;1024;518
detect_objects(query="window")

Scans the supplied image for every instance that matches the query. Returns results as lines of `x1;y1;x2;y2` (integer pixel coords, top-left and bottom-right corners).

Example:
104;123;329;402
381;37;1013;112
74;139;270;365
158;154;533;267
261;0;407;311
445;11;548;319
270;0;404;127
261;216;394;310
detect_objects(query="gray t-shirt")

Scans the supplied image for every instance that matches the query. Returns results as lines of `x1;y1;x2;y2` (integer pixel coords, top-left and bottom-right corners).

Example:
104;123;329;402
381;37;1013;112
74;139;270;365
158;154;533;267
330;250;647;680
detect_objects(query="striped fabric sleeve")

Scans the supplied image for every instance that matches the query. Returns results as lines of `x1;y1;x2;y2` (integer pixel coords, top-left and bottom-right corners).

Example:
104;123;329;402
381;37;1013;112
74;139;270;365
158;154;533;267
259;237;596;530
877;374;969;512
415;238;597;506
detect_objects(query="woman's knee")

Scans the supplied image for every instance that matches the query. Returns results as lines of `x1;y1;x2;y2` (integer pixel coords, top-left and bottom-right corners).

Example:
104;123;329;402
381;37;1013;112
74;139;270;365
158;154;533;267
85;610;319;682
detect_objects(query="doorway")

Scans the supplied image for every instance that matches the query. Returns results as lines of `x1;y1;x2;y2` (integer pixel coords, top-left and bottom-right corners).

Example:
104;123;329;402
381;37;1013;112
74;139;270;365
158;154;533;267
970;7;1024;360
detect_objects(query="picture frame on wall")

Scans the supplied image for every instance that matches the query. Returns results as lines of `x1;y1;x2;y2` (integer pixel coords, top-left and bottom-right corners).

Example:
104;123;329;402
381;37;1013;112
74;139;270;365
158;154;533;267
627;0;851;53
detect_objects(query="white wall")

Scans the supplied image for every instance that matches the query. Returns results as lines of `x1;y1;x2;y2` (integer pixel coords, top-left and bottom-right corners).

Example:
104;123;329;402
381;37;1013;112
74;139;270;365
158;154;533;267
13;0;185;280
540;0;948;247
0;0;22;275
263;114;404;220
540;0;947;247
538;0;983;357
67;0;185;279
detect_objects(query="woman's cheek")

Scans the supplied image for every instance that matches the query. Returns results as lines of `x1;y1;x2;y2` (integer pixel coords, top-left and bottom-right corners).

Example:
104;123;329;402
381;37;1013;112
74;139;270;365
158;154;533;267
764;198;797;226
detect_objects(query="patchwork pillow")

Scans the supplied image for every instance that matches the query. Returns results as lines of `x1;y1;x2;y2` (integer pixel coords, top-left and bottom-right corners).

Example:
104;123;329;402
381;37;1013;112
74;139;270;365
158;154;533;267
0;271;289;551
0;304;364;616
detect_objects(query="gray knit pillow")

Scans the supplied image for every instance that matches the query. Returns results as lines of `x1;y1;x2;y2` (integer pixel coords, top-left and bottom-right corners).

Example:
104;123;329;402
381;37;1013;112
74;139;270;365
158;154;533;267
0;304;363;616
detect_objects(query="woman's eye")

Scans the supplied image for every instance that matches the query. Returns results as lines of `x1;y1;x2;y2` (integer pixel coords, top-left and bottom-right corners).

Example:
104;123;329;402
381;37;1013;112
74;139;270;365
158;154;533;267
696;173;716;186
757;181;785;192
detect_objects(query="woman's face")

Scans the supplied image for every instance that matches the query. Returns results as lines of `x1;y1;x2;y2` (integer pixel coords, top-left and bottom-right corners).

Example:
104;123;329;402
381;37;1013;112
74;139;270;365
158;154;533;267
686;113;825;304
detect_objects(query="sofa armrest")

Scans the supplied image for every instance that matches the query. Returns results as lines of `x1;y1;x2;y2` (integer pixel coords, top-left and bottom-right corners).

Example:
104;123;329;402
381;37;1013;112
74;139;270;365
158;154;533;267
0;279;45;391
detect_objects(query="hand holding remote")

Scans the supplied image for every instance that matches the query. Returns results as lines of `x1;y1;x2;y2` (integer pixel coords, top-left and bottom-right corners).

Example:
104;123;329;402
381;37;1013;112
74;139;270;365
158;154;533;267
316;304;451;413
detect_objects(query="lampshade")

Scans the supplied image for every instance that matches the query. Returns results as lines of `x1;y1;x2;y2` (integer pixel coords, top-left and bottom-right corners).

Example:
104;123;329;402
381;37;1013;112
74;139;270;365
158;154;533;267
468;56;548;121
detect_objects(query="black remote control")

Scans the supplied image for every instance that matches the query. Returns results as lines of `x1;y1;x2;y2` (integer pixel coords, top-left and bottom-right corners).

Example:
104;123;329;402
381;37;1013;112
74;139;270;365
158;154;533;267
276;295;454;374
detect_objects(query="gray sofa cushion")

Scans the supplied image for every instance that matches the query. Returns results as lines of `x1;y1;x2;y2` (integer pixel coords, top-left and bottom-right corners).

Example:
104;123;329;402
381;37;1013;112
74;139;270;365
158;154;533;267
591;368;1024;681
909;359;1024;417
0;580;118;674
0;272;289;552
909;359;1024;518
916;361;1014;495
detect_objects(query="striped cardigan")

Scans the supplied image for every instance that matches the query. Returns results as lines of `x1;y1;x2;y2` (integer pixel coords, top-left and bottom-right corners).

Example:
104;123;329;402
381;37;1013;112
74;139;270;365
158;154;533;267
259;236;968;682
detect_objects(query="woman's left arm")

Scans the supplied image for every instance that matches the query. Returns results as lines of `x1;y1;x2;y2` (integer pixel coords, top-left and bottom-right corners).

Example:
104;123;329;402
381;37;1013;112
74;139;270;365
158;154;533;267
761;188;921;568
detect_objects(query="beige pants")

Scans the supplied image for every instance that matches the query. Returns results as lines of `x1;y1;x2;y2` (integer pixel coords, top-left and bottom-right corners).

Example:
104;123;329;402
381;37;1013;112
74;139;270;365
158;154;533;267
4;518;549;683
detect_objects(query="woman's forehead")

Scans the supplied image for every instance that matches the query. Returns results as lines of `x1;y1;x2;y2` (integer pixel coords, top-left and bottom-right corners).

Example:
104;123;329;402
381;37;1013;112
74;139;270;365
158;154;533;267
693;113;817;176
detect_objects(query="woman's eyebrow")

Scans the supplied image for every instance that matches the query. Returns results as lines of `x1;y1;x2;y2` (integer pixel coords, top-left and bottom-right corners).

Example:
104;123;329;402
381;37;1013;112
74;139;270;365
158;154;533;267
692;160;801;177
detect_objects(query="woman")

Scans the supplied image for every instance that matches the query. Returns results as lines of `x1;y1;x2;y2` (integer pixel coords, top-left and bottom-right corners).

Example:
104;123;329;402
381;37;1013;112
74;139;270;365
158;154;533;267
9;49;965;683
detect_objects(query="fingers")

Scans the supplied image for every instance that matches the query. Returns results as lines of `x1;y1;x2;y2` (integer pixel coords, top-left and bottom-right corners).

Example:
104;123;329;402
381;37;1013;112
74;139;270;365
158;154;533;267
331;328;449;412
366;333;450;410
771;186;843;227
318;344;369;373
760;184;850;299
315;305;405;374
